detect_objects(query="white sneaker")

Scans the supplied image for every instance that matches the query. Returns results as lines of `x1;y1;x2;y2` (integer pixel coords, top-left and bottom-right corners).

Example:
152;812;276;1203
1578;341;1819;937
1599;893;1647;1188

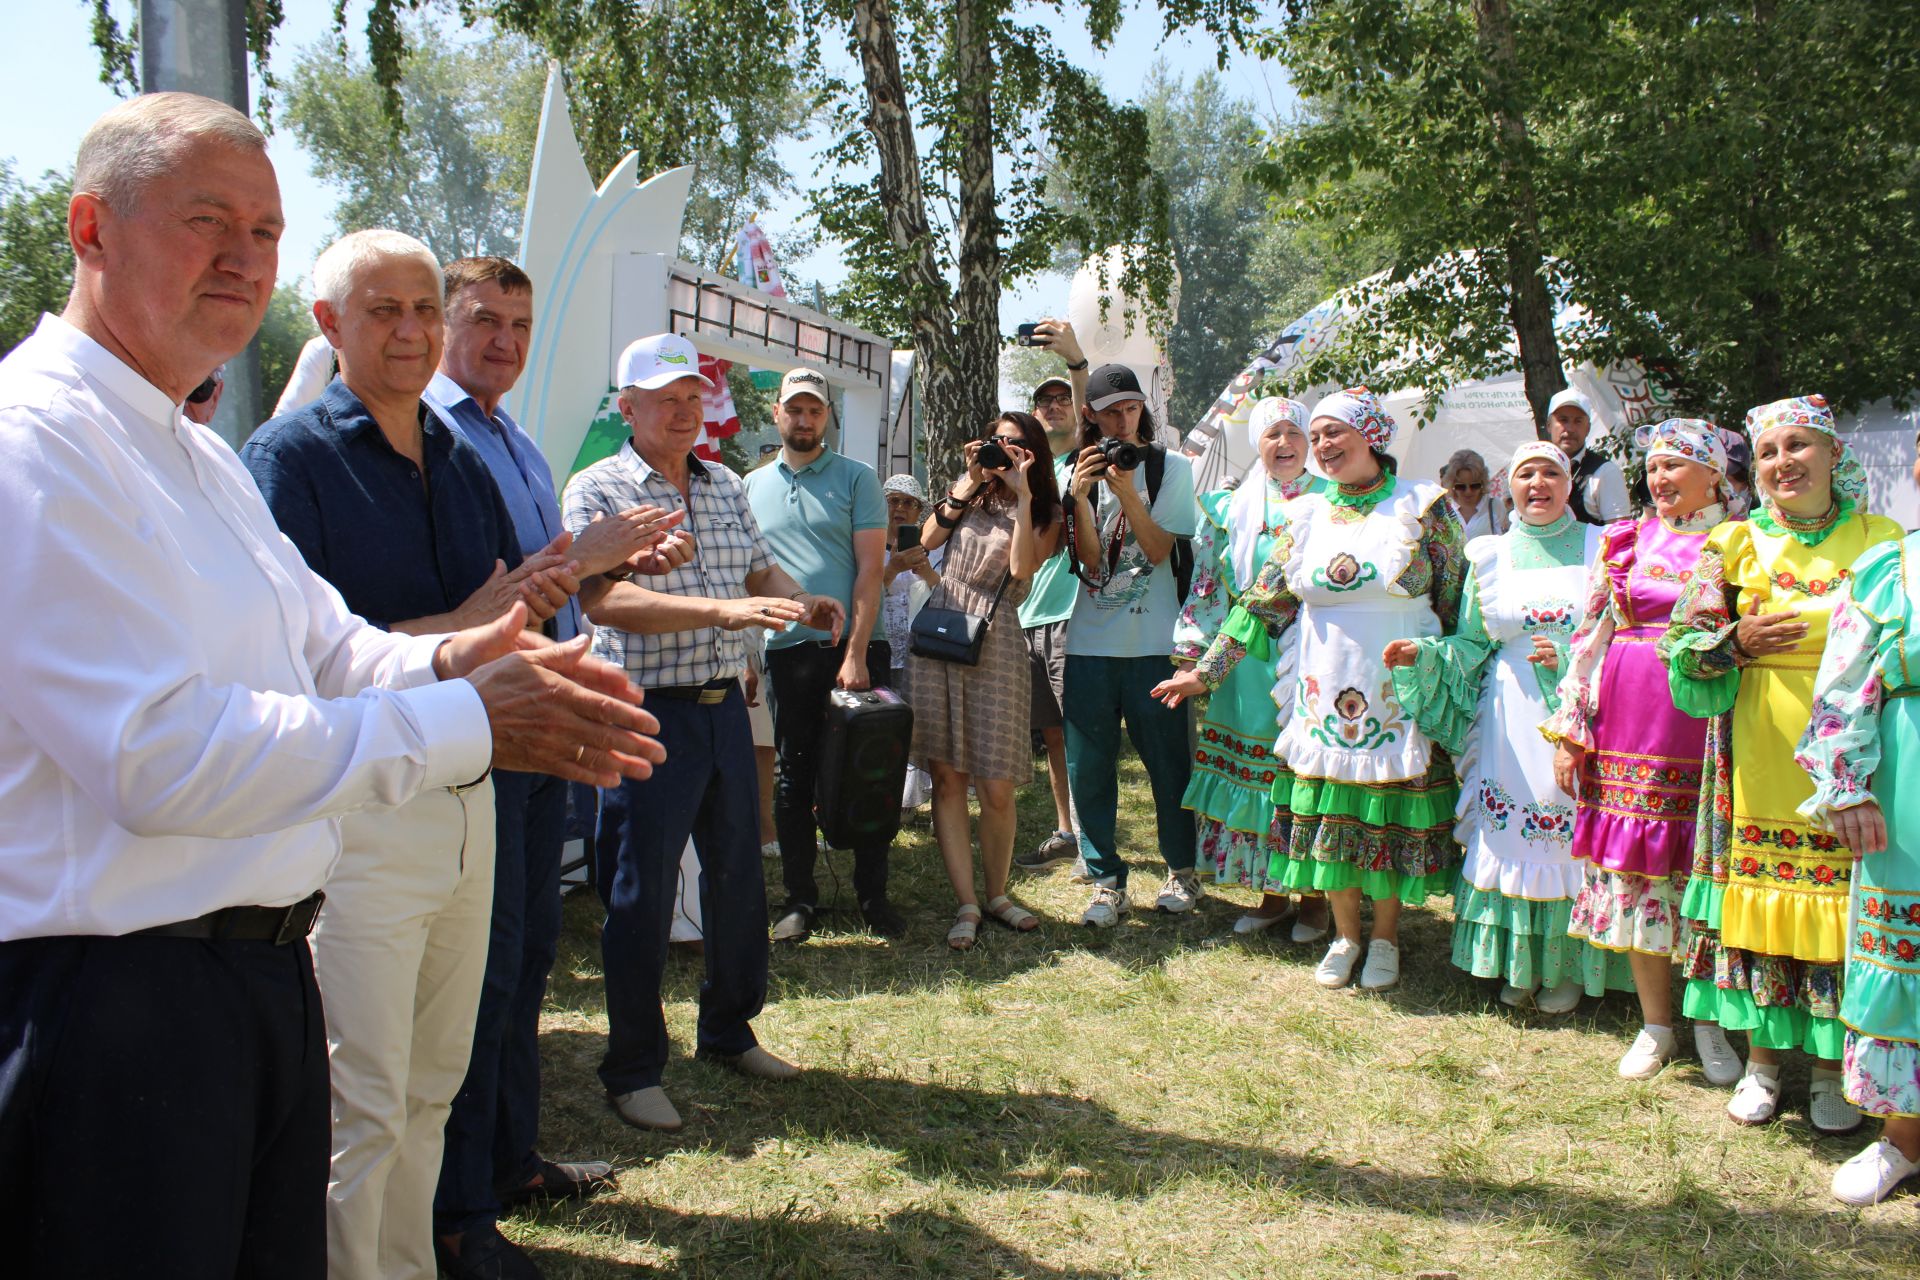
1498;982;1534;1008
1155;870;1203;914
1358;938;1400;990
1535;980;1583;1014
760;841;781;860
1291;916;1330;943
1081;884;1130;928
1618;1026;1676;1080
1233;910;1288;935
1315;937;1361;988
1832;1139;1920;1207
1810;1074;1864;1135
1727;1068;1781;1124
1692;1023;1744;1087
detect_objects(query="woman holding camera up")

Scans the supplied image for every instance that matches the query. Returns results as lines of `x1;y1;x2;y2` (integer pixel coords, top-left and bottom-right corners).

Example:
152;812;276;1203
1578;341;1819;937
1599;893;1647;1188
909;414;1062;950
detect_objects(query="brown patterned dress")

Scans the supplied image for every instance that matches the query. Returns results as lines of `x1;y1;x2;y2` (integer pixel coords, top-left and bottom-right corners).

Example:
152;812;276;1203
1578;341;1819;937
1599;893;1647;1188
906;491;1033;780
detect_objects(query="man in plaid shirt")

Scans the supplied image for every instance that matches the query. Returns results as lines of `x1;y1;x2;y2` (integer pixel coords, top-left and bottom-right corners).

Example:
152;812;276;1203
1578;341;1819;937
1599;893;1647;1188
562;334;842;1134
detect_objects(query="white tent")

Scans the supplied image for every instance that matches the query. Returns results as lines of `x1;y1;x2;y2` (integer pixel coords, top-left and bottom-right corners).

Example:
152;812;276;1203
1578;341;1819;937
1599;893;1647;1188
1179;268;1670;492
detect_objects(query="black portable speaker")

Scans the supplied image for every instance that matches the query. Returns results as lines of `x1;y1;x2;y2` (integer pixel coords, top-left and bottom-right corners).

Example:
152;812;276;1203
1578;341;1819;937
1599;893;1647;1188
813;686;914;850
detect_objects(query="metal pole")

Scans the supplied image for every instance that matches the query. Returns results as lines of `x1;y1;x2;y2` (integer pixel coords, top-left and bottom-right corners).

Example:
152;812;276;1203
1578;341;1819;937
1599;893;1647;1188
141;0;261;449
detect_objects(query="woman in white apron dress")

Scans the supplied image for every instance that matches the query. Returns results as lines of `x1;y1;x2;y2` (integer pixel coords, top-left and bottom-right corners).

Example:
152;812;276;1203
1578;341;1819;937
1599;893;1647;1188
1384;442;1633;1010
1157;388;1467;992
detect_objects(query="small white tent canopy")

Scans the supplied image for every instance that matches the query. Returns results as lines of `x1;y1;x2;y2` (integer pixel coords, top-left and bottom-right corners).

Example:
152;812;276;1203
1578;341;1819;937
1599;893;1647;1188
1180;265;1667;493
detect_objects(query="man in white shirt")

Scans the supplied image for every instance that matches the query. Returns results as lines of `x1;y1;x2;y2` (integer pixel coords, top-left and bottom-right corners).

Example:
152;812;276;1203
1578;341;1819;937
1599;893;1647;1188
1546;388;1633;525
0;92;663;1280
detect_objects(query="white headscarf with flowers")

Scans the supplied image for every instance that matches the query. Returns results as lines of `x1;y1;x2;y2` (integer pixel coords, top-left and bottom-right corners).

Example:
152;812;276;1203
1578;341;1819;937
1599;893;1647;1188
1226;396;1312;589
1743;393;1868;509
1310;386;1397;454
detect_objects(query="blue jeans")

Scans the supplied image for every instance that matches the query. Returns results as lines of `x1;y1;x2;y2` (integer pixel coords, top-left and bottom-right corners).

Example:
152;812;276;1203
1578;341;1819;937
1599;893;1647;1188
434;769;566;1234
594;686;767;1094
1063;653;1196;888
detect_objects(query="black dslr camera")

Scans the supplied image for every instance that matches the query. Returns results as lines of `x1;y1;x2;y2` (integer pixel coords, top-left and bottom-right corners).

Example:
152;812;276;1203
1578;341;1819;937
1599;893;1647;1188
1081;435;1143;472
976;438;1014;471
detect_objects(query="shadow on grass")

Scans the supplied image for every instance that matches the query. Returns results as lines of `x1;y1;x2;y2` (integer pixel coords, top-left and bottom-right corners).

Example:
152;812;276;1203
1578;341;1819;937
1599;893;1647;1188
525;1036;1912;1278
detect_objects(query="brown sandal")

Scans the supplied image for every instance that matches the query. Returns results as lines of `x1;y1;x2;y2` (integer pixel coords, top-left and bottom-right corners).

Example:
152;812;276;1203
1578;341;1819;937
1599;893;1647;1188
947;904;982;951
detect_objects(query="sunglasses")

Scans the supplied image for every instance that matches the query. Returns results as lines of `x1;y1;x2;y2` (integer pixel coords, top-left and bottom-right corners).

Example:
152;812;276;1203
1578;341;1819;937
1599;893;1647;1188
1450;481;1485;492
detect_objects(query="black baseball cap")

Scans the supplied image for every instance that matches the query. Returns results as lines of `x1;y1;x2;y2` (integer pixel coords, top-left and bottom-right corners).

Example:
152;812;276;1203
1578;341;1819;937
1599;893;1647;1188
1086;364;1145;412
1031;375;1072;401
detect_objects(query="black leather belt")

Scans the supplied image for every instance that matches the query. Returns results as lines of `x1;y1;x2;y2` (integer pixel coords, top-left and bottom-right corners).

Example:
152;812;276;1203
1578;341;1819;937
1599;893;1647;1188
133;891;325;945
646;677;735;705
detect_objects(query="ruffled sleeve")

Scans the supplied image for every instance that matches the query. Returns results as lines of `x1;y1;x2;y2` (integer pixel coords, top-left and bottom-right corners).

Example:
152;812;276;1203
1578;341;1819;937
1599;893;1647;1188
1796;539;1910;823
1193;522;1301;691
1540;534;1622;750
1172;500;1230;663
1390;561;1492;757
1422;491;1468;632
1660;523;1745;719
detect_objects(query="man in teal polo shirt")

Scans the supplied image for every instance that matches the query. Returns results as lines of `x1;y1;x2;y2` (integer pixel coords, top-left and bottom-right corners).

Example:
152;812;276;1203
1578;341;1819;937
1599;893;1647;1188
742;369;895;942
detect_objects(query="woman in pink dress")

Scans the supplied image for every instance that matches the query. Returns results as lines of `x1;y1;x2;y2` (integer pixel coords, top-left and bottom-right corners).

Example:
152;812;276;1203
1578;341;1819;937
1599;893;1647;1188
1541;419;1740;1083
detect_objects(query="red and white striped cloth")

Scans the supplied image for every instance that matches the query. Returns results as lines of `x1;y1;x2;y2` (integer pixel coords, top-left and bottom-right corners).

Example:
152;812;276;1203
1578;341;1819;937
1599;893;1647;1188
691;223;791;461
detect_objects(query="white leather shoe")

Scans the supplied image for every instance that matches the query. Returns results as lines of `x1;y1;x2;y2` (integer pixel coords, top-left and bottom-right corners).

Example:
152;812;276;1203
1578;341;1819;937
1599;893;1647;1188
1315;937;1361;988
609;1086;683;1132
1727;1069;1781;1124
1498;982;1533;1008
1692;1023;1744;1087
1832;1139;1920;1206
1534;980;1583;1014
1618;1027;1675;1080
1358;938;1400;991
1232;909;1289;935
1810;1074;1864;1135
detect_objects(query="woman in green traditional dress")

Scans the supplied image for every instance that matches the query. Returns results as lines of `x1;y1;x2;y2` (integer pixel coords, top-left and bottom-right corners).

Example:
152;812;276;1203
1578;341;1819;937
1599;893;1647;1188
1155;387;1465;992
1170;397;1327;938
1384;442;1634;1011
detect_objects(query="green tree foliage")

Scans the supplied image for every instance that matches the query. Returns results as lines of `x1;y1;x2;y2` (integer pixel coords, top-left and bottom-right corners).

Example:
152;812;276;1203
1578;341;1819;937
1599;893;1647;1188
258;282;317;410
282;22;544;262
1258;0;1920;425
0;164;74;356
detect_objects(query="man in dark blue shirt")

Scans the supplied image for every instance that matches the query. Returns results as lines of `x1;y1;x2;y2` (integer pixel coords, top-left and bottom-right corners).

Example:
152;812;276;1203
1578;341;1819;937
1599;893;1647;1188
242;230;574;1280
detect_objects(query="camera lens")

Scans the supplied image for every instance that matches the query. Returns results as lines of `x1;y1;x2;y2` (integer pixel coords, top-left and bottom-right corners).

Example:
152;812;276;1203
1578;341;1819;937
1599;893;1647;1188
976;440;1012;470
1100;438;1141;470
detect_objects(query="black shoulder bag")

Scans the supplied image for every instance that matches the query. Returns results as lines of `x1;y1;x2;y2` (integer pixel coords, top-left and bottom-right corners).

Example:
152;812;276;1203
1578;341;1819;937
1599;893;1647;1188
909;506;1012;665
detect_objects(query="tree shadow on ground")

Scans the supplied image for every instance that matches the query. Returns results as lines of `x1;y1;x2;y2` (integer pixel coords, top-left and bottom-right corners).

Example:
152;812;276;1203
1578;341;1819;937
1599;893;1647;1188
527;1034;1914;1280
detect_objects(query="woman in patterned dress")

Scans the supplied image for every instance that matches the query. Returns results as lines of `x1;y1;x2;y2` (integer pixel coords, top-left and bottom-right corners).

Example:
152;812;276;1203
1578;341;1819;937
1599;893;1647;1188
1796;437;1920;1202
1664;395;1903;1133
1155;387;1466;993
1386;442;1632;1012
1541;419;1734;1082
910;412;1062;950
1170;397;1327;937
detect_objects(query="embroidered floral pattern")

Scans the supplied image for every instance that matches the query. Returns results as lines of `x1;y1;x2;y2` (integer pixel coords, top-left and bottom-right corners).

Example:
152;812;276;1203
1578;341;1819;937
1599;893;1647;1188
1521;603;1576;632
1306;678;1405;750
1772;568;1850;599
1478;780;1516;831
1521;801;1575;847
1312;552;1379;593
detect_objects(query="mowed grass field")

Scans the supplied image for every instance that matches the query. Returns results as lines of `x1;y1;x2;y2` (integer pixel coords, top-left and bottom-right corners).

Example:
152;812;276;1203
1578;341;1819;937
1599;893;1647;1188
511;750;1918;1278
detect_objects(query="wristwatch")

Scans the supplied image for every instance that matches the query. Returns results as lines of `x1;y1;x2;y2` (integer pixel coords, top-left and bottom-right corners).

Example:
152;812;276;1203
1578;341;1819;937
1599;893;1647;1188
1064;358;1088;371
603;564;636;583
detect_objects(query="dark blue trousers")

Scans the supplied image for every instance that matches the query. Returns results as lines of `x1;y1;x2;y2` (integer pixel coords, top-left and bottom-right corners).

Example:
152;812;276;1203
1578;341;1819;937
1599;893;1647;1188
0;934;328;1278
594;685;767;1094
434;769;566;1234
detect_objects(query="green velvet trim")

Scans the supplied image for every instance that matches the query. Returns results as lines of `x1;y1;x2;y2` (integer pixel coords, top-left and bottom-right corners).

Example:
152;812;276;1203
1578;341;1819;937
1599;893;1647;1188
1268;854;1451;904
1682;979;1847;1056
1751;496;1858;548
1282;772;1459;831
1326;472;1399;512
1218;605;1270;663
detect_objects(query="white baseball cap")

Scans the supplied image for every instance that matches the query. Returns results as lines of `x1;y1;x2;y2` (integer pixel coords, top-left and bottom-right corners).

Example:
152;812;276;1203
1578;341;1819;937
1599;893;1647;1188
778;367;830;406
614;333;713;391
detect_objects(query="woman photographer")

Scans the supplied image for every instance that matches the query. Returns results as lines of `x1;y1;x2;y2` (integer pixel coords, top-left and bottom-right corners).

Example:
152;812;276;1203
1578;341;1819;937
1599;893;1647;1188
910;414;1062;950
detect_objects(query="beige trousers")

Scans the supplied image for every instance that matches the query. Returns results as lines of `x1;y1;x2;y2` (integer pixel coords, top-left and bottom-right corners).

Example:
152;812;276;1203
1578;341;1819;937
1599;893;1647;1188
313;779;496;1280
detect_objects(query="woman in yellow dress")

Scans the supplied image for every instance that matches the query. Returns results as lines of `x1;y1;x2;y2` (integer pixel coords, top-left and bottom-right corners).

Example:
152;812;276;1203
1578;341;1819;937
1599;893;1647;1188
1664;394;1904;1133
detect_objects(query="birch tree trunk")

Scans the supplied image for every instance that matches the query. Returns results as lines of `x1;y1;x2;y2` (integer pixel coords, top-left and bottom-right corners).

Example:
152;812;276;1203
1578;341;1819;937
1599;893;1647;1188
1472;0;1565;434
849;0;1002;490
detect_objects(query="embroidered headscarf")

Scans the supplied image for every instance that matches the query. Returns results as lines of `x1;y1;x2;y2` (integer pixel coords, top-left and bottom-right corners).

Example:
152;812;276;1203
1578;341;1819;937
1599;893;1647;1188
1239;396;1309;457
1509;440;1572;476
1310;386;1396;453
1743;393;1868;508
1634;417;1727;476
